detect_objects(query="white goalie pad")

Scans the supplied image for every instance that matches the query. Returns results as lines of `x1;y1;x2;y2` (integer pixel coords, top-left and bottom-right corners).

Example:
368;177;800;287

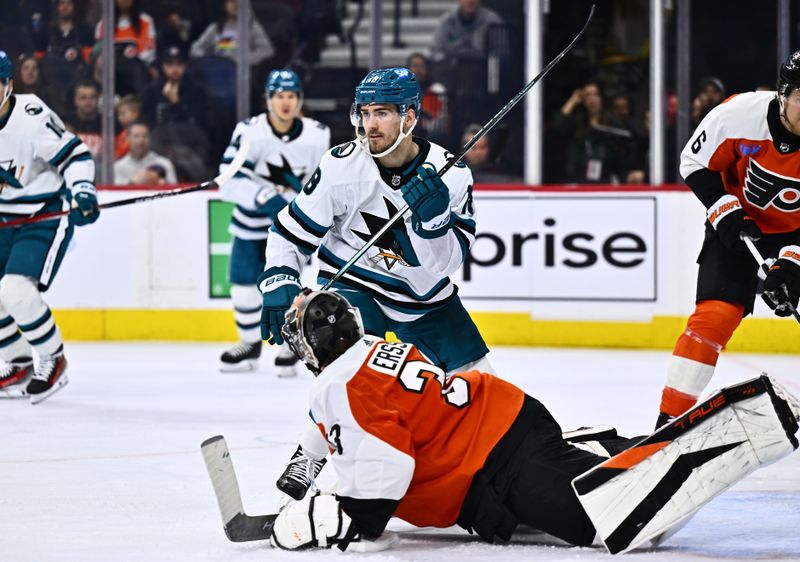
572;375;799;555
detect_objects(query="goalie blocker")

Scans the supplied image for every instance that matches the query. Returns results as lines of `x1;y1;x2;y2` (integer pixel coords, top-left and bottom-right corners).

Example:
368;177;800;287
573;374;799;555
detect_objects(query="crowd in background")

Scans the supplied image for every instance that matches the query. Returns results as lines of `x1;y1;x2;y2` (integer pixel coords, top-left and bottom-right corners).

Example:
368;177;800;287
0;0;794;185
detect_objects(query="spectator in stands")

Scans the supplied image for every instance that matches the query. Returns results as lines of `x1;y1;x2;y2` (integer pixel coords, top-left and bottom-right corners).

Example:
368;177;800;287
62;78;103;159
691;76;726;128
553;81;624;184
189;0;274;67
608;93;647;184
115;94;142;158
95;0;157;65
406;52;448;139
114;121;177;185
461;123;518;183
12;54;62;113
141;44;209;130
36;0;93;64
430;0;502;62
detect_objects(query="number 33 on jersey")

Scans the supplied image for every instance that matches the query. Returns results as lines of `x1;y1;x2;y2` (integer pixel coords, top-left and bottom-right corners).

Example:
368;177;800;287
309;336;524;528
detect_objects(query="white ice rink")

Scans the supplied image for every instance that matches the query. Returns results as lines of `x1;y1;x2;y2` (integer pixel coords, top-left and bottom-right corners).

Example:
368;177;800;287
2;342;799;562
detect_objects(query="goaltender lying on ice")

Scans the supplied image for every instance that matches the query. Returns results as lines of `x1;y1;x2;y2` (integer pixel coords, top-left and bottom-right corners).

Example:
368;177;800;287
201;290;800;555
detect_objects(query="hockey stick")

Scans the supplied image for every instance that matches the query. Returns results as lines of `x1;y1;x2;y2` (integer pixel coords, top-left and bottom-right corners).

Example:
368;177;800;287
201;435;277;542
321;4;596;291
0;138;251;229
742;235;800;323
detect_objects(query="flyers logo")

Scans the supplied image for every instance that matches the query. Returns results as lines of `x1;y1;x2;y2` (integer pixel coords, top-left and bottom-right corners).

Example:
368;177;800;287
743;159;800;212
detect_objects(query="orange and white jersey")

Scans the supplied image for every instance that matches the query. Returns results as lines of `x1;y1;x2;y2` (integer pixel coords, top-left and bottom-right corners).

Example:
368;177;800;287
680;91;800;234
95;14;157;64
310;336;524;528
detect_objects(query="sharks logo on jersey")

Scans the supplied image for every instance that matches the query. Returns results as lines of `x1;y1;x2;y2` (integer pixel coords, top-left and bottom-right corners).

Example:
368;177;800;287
265;154;305;193
743;159;800;212
351;196;420;270
0;159;23;191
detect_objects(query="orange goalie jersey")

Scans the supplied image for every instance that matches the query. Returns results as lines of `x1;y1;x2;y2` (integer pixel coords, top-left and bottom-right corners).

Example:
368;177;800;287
309;336;524;528
680;91;800;234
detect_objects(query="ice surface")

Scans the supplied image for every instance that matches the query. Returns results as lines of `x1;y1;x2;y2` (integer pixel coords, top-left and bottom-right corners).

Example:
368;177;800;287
2;343;798;561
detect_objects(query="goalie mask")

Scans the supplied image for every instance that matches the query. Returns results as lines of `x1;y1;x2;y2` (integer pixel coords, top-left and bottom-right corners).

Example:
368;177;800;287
281;290;364;375
266;69;303;116
0;50;13;111
351;67;420;158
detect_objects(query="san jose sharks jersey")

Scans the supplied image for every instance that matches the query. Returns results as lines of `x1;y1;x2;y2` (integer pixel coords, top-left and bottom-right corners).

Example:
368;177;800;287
266;137;477;321
681;91;800;235
0;94;95;215
218;113;330;240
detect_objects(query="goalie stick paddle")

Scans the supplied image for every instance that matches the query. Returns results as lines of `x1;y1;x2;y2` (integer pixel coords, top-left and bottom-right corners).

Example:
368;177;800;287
742;235;800;323
0;138;251;229
321;4;596;291
200;435;277;542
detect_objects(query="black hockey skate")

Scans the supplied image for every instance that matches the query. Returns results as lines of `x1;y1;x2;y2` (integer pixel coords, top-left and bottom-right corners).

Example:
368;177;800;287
219;341;262;372
654;412;674;430
276;445;327;501
0;356;34;398
563;425;619;458
26;347;68;405
274;344;299;378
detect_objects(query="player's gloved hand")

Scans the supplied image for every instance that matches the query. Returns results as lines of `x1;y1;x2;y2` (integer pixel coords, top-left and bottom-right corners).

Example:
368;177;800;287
401;165;451;238
69;182;100;227
271;493;353;550
271;492;394;552
706;194;762;254
257;266;301;344
762;245;800;317
255;186;289;221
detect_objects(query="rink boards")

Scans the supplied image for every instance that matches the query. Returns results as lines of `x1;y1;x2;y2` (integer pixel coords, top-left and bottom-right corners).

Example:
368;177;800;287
44;185;799;353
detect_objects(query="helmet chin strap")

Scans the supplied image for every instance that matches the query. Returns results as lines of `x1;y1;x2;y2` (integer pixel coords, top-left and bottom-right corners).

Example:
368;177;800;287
355;115;418;158
0;80;12;111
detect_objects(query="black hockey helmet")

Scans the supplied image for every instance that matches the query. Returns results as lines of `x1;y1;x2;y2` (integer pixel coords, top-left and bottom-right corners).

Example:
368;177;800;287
778;50;800;97
281;290;364;374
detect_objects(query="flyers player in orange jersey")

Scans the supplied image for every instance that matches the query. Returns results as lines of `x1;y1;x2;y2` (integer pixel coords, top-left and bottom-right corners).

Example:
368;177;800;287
268;290;640;552
656;50;800;429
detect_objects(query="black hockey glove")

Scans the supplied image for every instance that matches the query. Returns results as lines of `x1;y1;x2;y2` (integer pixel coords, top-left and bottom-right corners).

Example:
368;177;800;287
762;245;800;317
706;194;762;254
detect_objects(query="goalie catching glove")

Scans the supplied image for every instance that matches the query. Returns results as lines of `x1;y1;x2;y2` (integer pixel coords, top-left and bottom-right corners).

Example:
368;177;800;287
706;194;762;254
271;493;396;552
762;245;800;317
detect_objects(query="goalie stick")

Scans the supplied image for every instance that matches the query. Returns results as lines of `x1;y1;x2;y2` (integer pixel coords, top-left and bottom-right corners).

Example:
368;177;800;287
200;435;277;542
320;4;596;291
742;235;800;323
0;138;251;229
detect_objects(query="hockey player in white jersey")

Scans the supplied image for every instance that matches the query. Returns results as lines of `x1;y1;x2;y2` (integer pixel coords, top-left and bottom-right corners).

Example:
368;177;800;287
0;51;99;404
257;67;493;501
217;69;329;375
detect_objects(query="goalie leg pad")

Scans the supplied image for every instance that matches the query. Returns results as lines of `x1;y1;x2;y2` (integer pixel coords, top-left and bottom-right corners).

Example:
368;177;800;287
573;375;799;555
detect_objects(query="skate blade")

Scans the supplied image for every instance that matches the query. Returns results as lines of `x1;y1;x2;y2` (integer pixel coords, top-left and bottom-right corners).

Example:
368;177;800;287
0;386;29;399
29;375;69;405
276;366;298;378
219;359;259;373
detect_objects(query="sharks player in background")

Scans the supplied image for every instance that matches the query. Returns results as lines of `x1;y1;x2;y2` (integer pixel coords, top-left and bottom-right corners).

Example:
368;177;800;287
217;69;329;375
656;50;800;428
258;67;493;502
0;51;99;403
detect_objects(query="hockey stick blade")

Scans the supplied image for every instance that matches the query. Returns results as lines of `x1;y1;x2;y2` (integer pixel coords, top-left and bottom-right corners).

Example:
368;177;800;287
321;4;596;291
200;435;277;542
0;138;251;229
